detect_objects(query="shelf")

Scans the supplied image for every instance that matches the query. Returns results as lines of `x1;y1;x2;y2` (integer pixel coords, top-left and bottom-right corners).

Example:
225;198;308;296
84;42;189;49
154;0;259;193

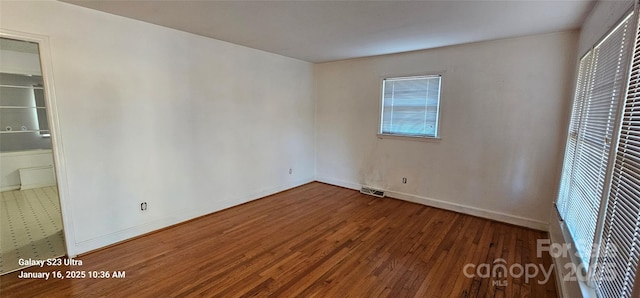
1;130;50;134
0;84;43;90
0;72;43;79
0;106;46;109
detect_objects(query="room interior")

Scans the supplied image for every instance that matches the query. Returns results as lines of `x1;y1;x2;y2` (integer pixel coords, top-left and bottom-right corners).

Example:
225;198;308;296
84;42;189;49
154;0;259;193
0;0;638;297
0;37;66;274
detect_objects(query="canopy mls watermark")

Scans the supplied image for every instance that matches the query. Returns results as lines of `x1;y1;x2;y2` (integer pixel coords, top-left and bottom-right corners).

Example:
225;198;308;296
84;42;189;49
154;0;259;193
462;239;619;287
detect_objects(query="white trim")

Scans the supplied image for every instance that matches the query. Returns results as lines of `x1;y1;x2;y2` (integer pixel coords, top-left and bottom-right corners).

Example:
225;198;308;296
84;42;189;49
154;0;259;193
0;29;76;257
18;165;56;190
377;72;445;140
73;176;315;255
376;134;441;143
315;176;548;231
315;176;362;190
549;208;598;298
0;185;20;192
387;190;548;231
549;215;572;298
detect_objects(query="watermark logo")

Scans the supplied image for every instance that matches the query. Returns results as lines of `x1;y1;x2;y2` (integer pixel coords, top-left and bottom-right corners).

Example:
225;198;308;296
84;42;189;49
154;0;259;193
537;239;618;283
462;239;619;287
462;258;554;286
537;239;571;258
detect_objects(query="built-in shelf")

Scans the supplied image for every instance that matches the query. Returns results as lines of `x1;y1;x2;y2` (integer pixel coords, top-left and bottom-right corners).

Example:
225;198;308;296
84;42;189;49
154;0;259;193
0;106;46;109
1;130;50;134
1;71;51;149
0;84;43;90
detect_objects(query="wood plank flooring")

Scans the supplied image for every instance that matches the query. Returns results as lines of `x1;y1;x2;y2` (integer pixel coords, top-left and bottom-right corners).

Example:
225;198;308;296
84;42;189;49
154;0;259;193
0;182;557;297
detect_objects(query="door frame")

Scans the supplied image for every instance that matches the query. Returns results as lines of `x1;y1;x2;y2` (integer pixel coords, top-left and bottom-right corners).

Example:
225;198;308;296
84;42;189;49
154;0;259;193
0;29;77;257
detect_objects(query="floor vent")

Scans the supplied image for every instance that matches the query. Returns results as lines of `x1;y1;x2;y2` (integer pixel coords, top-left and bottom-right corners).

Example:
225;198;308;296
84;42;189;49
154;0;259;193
360;186;385;198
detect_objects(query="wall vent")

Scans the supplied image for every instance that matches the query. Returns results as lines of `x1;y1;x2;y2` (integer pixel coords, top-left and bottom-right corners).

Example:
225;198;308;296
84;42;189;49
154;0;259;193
360;186;385;198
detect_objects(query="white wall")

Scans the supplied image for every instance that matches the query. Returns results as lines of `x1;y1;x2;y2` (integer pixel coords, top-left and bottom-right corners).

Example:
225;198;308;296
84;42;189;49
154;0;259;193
0;1;315;255
315;31;578;230
0;149;55;191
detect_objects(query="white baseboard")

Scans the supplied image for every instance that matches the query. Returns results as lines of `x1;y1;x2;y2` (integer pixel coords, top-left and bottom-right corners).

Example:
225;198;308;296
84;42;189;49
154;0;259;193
315;176;361;191
70;175;547;256
1;185;20;192
72;176;315;256
19;165;56;190
315;176;548;231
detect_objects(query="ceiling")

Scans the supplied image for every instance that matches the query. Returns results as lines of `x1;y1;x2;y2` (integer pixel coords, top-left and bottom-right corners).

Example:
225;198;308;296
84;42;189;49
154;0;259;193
63;0;596;63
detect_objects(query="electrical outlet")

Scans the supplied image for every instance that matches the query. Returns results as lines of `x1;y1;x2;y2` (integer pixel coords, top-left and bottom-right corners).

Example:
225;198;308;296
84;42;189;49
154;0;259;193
140;202;148;211
402;177;407;184
289;168;292;174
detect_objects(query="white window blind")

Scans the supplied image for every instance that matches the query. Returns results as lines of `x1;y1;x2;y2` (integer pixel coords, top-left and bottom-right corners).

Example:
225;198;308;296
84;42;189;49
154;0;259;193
557;52;593;217
594;14;640;298
556;12;634;268
380;75;441;138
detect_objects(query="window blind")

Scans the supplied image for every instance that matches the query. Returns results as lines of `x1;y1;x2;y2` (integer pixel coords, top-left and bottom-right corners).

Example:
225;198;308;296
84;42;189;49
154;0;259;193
556;13;634;268
557;52;593;217
594;14;640;298
380;75;441;137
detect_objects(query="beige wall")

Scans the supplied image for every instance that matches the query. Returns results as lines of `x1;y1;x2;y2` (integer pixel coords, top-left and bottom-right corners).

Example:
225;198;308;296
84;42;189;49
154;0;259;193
1;1;316;255
315;31;578;229
1;0;581;256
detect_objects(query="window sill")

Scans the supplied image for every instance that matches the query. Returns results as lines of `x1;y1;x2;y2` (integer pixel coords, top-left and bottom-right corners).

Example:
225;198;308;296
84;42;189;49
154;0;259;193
377;133;441;143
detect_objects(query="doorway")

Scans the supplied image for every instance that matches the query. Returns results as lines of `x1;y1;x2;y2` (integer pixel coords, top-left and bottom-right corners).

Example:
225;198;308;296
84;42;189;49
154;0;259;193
0;37;66;274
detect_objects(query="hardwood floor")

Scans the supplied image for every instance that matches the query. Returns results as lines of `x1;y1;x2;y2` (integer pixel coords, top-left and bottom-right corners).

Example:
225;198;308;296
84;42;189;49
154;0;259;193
0;182;557;297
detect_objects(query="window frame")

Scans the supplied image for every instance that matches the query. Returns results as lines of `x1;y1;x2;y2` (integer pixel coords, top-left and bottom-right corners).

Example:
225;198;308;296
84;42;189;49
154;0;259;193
377;73;443;141
555;9;640;297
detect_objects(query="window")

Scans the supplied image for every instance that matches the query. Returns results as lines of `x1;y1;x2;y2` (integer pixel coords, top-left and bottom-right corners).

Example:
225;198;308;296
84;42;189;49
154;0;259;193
380;75;441;138
557;12;633;268
556;11;640;298
593;14;640;298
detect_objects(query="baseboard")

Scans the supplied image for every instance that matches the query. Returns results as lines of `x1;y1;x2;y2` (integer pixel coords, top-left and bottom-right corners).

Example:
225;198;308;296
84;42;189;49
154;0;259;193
19;165;56;190
315;176;361;191
71;176;315;256
387;189;548;231
315;176;548;231
70;175;546;256
0;185;20;192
